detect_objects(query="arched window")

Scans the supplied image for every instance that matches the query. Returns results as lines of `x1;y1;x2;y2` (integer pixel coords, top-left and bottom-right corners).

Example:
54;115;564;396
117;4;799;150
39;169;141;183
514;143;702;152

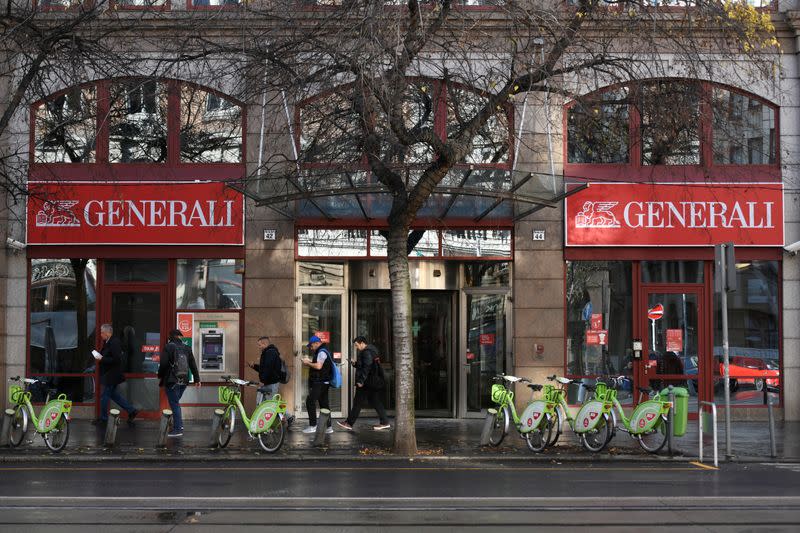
565;80;778;181
31;78;244;180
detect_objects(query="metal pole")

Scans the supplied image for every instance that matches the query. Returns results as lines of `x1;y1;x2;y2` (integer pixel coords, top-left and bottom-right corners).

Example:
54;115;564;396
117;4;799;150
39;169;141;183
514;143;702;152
480;408;498;446
698;404;703;464
313;408;331;447
767;399;777;459
0;409;14;447
668;386;675;456
104;409;120;448
721;244;733;459
156;409;173;448
209;409;225;448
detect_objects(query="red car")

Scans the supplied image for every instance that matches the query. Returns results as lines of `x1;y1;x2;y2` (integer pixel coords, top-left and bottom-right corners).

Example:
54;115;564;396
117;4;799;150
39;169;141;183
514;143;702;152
718;356;780;392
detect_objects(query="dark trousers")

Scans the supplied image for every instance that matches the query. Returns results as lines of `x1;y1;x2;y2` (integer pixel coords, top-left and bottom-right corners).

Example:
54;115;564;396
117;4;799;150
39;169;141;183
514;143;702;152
306;382;330;427
99;383;135;421
346;387;388;426
165;384;187;430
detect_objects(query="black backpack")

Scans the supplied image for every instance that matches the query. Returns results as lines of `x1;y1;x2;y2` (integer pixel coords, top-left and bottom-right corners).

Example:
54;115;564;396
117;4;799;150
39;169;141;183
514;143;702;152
365;356;386;390
277;351;290;384
171;342;191;385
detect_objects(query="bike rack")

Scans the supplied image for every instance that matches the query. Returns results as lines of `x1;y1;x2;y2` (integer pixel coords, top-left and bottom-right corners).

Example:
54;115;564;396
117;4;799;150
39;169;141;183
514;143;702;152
209;409;225;448
313;408;331;447
104;409;120;447
480;409;498;446
698;401;718;467
0;409;14;447
156;409;173;448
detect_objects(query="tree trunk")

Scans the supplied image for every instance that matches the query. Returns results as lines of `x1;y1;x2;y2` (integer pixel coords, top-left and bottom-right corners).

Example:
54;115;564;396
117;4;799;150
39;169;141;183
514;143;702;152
386;223;417;456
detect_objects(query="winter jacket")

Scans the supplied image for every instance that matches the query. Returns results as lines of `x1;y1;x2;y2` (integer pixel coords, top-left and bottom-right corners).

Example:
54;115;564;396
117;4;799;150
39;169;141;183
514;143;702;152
252;344;282;385
158;339;201;387
354;344;379;386
99;336;125;386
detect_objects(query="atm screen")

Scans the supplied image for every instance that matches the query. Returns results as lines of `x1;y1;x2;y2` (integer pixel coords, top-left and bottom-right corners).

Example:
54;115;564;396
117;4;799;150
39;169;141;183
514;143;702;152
203;341;223;356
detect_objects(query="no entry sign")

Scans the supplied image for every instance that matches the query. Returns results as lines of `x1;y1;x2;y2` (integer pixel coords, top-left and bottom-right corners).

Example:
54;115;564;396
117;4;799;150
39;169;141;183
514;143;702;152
647;304;664;321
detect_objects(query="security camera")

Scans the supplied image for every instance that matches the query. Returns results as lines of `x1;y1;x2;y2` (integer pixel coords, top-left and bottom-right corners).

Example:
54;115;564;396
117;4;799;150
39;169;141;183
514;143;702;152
784;240;800;255
5;238;26;251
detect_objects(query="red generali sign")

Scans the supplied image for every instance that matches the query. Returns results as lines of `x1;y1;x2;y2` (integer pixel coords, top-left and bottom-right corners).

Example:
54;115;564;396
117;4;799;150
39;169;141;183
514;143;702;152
27;182;244;245
566;183;783;247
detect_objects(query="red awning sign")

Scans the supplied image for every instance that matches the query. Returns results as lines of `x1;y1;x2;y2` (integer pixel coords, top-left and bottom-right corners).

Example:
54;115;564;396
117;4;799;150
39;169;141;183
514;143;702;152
647;304;664;321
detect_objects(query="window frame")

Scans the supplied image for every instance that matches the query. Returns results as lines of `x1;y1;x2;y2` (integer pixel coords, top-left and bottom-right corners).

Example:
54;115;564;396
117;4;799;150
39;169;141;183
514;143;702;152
563;79;780;183
110;0;171;11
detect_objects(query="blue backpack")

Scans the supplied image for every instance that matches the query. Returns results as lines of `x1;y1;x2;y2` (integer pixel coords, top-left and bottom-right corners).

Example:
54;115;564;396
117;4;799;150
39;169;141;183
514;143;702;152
322;348;341;389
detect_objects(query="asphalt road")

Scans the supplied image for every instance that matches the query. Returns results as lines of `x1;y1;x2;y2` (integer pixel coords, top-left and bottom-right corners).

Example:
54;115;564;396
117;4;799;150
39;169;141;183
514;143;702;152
0;460;798;531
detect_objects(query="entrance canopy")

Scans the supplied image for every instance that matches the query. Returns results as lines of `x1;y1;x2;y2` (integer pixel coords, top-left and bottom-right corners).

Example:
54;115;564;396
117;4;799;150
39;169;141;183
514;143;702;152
232;169;584;223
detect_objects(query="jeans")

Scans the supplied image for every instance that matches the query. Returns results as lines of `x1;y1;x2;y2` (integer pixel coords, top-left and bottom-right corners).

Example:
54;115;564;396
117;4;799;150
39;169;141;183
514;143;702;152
165;384;187;430
100;383;135;421
346;387;389;426
306;381;330;427
256;383;280;404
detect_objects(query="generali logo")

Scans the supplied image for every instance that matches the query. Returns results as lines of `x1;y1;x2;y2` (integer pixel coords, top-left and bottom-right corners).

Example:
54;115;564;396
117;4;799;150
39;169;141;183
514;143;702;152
575;201;620;228
35;198;237;229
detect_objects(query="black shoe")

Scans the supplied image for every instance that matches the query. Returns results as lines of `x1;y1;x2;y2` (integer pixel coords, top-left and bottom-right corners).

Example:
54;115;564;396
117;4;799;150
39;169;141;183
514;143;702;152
127;410;139;427
287;415;295;428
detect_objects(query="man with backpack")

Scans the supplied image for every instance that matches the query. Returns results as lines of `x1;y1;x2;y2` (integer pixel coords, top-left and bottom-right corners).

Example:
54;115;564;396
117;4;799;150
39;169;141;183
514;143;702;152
248;335;294;426
158;329;200;437
337;336;391;431
301;335;334;434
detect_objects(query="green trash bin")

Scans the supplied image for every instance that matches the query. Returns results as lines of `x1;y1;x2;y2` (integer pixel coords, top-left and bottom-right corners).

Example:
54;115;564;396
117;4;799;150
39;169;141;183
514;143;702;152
660;386;689;437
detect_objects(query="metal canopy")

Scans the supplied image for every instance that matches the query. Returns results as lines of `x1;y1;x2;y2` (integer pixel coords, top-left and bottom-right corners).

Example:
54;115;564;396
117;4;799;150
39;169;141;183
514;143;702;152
233;169;586;223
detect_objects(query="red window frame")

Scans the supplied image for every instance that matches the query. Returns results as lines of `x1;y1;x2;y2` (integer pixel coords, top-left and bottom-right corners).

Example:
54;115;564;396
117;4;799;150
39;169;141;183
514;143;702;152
111;0;171;11
186;0;242;10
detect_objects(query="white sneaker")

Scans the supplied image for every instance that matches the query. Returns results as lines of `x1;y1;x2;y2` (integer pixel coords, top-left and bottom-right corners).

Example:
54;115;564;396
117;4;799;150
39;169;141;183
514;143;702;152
325;427;334;434
302;425;317;434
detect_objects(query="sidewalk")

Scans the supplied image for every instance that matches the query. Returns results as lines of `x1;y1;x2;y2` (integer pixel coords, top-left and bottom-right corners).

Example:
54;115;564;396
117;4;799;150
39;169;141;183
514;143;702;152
1;417;797;463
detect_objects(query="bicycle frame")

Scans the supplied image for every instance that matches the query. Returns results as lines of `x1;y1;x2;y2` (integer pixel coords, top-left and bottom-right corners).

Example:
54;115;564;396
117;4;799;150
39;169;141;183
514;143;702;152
609;392;671;435
9;382;72;434
218;384;285;435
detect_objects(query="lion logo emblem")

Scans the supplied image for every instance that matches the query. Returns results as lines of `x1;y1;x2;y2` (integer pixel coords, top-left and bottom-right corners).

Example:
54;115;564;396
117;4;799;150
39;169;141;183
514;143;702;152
575;201;620;228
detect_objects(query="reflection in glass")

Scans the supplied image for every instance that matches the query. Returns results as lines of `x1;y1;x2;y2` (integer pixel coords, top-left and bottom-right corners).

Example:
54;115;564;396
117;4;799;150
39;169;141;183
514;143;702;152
464;262;510;287
298;170;368;217
176;259;243;309
446;87;510;164
646;293;697;392
442;229;511;258
713;261;780;404
300;89;362;163
567;89;629;164
111;378;160;411
301;294;343;412
641;261;704;284
29;259;97;381
34;86;96;163
712;88;775;165
297;229;367;257
105;260;168;282
376;82;435;164
566;261;633;386
191;0;242;5
466;294;506;412
109;79;168;163
29;376;95;404
180;85;242;162
370;230;388;257
111;292;161;374
114;0;168;6
641;81;700;165
298;262;345;287
409;230;439;257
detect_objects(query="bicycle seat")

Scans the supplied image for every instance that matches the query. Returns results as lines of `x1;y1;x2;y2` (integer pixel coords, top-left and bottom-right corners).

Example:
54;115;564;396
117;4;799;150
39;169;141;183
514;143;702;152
527;383;543;392
23;378;39;384
502;375;523;383
552;376;571;385
231;378;249;386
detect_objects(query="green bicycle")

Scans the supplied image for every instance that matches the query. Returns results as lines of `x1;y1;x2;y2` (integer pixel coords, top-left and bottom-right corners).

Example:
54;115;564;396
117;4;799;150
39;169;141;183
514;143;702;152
487;374;550;452
7;376;73;453
215;375;287;453
601;376;675;453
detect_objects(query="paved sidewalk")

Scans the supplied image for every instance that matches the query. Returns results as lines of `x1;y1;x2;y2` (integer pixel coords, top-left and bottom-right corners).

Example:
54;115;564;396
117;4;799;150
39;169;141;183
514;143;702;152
1;416;796;462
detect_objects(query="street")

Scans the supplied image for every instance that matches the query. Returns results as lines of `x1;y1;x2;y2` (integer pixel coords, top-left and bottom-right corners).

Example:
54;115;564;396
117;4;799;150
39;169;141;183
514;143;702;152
0;460;798;531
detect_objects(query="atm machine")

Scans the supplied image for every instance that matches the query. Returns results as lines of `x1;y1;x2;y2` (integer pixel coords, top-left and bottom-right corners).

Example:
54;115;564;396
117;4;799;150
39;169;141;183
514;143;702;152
200;329;225;371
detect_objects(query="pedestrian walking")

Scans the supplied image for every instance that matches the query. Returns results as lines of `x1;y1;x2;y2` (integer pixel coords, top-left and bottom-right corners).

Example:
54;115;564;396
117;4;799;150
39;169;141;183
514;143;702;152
248;335;294;426
158;329;201;437
301;335;333;434
93;323;138;426
337;336;390;431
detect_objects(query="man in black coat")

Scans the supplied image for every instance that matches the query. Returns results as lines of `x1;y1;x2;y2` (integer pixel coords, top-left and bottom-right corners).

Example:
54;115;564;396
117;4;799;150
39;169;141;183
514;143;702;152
158;329;201;437
337;336;390;431
94;323;138;426
248;336;294;425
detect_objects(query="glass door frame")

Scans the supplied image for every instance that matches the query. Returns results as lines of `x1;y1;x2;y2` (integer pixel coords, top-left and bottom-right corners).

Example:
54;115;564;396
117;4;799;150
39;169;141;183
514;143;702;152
637;283;710;410
99;284;169;419
295;285;349;419
458;287;512;418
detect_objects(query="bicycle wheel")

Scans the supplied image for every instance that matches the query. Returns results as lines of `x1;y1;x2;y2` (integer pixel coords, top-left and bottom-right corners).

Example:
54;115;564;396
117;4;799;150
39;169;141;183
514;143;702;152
257;421;285;453
8;406;28;447
581;413;612;453
637;415;669;453
217;408;235;448
488;406;509;447
43;416;70;453
546;408;562;447
524;413;552;453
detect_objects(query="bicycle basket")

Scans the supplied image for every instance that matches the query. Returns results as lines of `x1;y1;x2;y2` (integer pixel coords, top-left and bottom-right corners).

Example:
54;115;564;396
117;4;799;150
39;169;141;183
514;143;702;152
543;384;558;403
604;388;617;403
218;386;240;404
490;384;507;404
8;385;26;405
594;382;608;398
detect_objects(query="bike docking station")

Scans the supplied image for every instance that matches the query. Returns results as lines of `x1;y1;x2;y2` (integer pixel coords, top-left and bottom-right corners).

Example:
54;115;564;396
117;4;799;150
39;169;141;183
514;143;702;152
699;401;719;467
156;409;173;448
1;409;14;447
104;409;121;448
313;409;332;447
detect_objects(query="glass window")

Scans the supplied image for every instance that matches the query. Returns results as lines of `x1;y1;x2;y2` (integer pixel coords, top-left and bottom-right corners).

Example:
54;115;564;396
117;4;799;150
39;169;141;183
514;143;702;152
176;259;243;309
464;262;510;287
39;0;83;7
376;82;435;165
34;86;96;163
191;0;241;5
713;261;780;405
566;261;633;402
409;230;439;257
442;229;512;258
446;86;510;164
641;261;704;284
29;260;97;384
641;81;700;165
105;260;168;283
712;88;775;165
301;293;343;412
113;0;168;6
180;85;242;163
300;90;362;163
109;79;168;163
298;262;345;287
567;89;629;164
297;229;367;257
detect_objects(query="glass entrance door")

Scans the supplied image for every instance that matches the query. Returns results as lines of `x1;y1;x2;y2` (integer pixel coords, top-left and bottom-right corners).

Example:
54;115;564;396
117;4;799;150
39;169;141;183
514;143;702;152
354;291;454;417
640;289;703;411
462;292;507;416
102;287;166;417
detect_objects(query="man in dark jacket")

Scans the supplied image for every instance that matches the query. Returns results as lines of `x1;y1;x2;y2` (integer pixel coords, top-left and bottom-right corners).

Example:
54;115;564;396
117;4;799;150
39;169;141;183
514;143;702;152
94;323;138;426
248;336;294;425
158;329;200;437
337;336;390;431
301;335;333;434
